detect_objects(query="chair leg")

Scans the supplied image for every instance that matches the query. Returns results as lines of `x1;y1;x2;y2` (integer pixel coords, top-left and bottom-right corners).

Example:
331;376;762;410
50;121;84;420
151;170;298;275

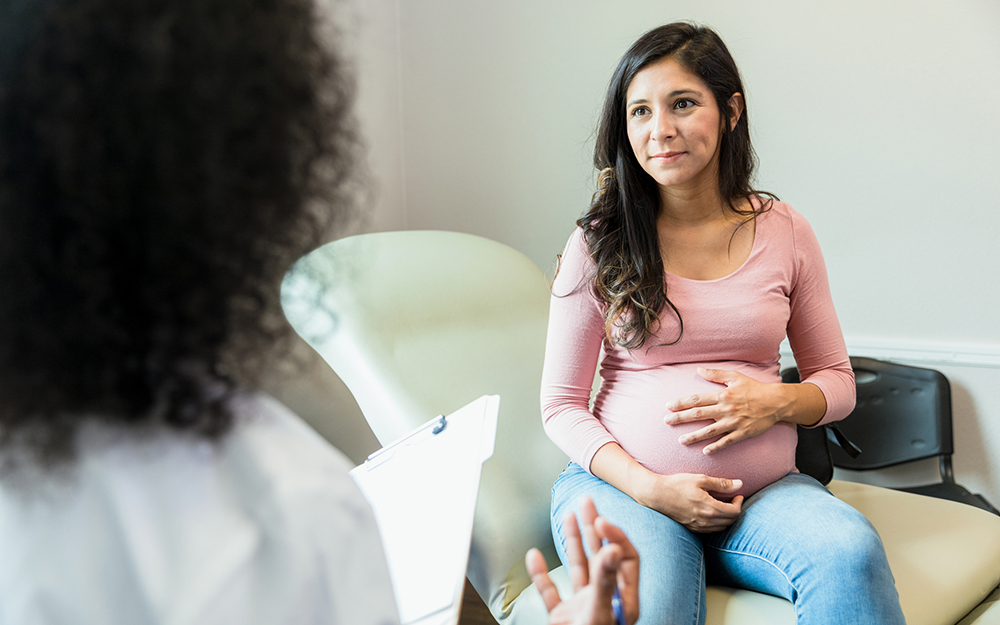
974;494;1000;516
940;455;956;484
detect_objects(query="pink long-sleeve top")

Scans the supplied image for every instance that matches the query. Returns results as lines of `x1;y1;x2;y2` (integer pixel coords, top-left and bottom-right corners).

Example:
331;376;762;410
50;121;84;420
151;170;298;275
540;201;855;497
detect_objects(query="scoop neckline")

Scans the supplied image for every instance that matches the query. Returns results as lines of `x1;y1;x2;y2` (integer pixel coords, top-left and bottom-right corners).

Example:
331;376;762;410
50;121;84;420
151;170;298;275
662;202;765;284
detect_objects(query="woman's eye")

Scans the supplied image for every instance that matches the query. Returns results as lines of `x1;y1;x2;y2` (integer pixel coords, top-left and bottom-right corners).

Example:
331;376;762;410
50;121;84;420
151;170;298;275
674;99;696;110
630;106;649;118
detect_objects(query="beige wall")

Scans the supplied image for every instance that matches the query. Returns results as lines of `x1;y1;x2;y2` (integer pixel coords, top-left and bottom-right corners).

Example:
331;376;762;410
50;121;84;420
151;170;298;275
308;0;1000;500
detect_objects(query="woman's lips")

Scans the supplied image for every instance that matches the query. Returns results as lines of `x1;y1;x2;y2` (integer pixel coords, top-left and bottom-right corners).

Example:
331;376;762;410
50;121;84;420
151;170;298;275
652;151;684;163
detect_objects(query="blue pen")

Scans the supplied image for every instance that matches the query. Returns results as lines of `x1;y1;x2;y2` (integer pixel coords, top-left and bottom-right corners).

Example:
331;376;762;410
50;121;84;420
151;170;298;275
602;539;627;625
611;585;626;625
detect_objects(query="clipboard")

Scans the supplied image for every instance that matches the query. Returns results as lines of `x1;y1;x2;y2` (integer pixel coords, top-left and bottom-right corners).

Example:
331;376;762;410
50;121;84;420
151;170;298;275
350;395;499;624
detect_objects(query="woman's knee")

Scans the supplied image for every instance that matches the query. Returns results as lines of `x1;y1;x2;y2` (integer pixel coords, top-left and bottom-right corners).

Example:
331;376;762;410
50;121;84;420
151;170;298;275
798;502;895;591
799;512;904;623
825;516;892;581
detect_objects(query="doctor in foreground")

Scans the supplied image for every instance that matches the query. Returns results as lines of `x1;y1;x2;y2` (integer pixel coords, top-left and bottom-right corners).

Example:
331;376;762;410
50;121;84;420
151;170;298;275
0;0;636;623
0;0;401;623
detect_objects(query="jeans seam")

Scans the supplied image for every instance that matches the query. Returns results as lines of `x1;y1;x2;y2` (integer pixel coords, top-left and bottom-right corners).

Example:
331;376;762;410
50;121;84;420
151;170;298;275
695;554;704;625
705;545;802;602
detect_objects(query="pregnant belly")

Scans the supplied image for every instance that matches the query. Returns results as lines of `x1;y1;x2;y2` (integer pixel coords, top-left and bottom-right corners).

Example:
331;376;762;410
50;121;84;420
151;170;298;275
596;364;797;498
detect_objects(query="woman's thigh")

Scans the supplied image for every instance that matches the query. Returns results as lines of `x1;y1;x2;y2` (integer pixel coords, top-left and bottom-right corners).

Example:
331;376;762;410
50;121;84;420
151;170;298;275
702;472;905;625
551;463;708;625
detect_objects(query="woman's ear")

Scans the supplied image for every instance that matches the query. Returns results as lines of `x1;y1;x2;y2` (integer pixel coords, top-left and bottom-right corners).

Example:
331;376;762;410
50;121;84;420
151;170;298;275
727;93;745;130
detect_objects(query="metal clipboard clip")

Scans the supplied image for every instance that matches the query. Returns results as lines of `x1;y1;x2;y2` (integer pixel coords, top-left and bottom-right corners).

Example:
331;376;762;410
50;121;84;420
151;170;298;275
364;414;447;469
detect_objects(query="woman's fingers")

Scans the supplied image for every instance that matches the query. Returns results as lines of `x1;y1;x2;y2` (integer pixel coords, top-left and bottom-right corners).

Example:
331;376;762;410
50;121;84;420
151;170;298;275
674;409;776;453
700;475;742;494
680;421;759;454
701;430;752;455
666;392;718;413
672;475;745;532
696;367;742;385
666;369;746;414
687;506;741;532
677;420;727;445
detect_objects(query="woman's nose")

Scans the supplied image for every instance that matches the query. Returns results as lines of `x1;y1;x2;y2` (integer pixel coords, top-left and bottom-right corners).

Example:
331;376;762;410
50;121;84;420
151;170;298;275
652;111;676;142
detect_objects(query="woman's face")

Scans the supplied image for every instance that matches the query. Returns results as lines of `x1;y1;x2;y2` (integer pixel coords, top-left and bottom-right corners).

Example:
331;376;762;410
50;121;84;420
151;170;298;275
625;56;736;196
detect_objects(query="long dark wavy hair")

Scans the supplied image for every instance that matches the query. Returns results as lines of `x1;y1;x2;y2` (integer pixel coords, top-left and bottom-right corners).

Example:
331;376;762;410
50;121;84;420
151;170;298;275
0;0;359;469
578;22;774;349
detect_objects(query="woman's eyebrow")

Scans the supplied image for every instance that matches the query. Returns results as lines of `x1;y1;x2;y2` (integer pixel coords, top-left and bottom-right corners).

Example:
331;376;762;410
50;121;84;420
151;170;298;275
627;89;702;107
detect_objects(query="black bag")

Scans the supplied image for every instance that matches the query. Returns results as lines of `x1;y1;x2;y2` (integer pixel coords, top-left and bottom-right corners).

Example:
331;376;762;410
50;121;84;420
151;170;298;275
783;367;861;485
795;423;861;485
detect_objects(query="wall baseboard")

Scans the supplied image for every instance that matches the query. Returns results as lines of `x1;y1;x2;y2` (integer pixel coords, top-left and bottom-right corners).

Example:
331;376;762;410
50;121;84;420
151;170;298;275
780;338;1000;369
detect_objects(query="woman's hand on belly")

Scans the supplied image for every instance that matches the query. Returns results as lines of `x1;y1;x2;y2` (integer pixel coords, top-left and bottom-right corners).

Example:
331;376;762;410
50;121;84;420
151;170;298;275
591;442;747;532
637;473;745;533
665;367;791;455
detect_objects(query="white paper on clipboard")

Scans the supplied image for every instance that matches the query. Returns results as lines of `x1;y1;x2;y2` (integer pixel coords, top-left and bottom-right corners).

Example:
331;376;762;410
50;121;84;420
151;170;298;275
350;395;499;624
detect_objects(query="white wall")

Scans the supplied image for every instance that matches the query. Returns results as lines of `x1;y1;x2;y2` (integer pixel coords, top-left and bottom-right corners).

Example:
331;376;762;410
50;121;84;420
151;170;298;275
322;0;1000;501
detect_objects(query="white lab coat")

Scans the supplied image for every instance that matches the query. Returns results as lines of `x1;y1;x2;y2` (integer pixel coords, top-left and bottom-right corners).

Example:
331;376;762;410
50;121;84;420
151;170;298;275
0;392;399;625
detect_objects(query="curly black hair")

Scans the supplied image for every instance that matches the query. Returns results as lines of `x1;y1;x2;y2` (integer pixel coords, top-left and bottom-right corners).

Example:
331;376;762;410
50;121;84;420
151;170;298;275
0;0;359;469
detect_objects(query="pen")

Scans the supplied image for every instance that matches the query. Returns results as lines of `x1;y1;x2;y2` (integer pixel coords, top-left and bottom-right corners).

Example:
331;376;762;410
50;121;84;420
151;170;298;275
611;585;626;625
602;538;627;625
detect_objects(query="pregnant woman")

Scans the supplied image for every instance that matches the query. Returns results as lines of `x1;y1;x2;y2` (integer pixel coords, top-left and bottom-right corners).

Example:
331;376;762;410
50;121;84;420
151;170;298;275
540;22;906;625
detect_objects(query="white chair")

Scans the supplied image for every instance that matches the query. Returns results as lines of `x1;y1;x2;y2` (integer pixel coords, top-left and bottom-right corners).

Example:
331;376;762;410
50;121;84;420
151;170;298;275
282;230;1000;625
281;230;567;621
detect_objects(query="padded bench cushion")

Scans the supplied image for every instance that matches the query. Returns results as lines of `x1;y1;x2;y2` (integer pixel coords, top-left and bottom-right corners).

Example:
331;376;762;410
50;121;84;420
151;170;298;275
504;480;1000;625
830;480;1000;625
958;587;1000;625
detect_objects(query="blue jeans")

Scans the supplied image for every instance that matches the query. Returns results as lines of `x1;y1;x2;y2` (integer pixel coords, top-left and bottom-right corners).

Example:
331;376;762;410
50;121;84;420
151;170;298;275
551;464;906;625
